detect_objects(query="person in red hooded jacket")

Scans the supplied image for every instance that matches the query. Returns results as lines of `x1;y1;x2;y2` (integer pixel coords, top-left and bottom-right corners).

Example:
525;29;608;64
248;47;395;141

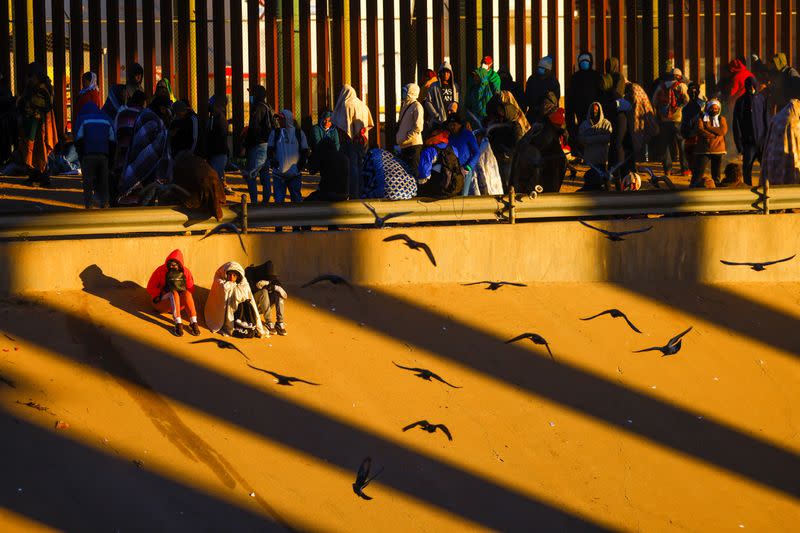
146;249;200;337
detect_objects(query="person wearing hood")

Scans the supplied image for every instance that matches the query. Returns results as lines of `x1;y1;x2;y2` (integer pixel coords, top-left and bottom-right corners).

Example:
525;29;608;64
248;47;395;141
444;116;480;195
206;94;231;191
73;101;116;208
423;70;450;133
485;91;531;189
466;56;501;129
692;99;728;187
169;99;201;158
565;52;605;151
245;260;288;336
761;99;800;185
119;95;172;201
601;57;627;116
332;84;374;198
626;81;660;161
147;249;200;337
310;110;340;152
652;68;690;177
18;62;57;188
769;52;800;110
396;83;425;178
267;109;309;205
75;72;103;116
525;55;561;123
498;67;525;113
437;60;459;112
154;78;176;103
578;102;613;187
124;63;144;103
733;77;769;185
205;262;268;338
243;85;277;203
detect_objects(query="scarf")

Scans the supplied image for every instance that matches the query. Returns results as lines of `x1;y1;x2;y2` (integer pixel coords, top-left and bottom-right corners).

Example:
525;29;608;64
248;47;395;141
78;72;98;96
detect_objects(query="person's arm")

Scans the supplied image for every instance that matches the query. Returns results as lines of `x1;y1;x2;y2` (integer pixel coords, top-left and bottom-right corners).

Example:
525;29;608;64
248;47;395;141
465;132;481;171
705;117;728;137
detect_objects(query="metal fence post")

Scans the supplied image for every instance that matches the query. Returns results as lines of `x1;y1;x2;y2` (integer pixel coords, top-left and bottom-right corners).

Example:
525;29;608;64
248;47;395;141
241;194;249;232
509;186;516;224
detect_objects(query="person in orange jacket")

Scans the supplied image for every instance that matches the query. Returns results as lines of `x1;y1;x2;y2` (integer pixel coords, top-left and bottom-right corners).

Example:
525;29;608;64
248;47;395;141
146;249;200;337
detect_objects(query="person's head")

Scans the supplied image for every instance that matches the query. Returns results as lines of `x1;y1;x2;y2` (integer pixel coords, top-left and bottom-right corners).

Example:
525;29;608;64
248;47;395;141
249;85;267;104
319;109;332;129
707;99;721;116
445;116;463;135
687;82;701;100
671;68;683;83
225;270;241;283
744;76;758;94
480;55;493;70
402;82;420;102
210;93;227;113
166;259;181;272
26;62;45;82
171;99;190;119
149;95;173;124
590;102;601;123
128;90;146;108
577;52;592;71
537;56;554;77
81;72;95;89
129;63;143;85
440;68;452;82
722;163;743;186
424;69;437;84
275;113;285;128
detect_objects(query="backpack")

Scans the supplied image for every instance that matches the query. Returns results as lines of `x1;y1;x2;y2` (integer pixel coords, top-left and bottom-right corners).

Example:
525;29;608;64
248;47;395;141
418;145;463;197
656;83;682;119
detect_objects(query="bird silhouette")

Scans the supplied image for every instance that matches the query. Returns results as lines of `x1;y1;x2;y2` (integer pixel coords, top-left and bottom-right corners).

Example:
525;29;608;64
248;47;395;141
505;333;555;362
246;364;320;386
199;222;247;254
462;280;527;291
634;327;693;356
579;153;634;189
301;274;354;289
363;202;412;228
720;255;795;271
383;234;437;266
190;338;250;360
352;457;384;500
402;420;453;441
580;220;653;241
642;166;676;190
580;309;642;333
392;362;461;388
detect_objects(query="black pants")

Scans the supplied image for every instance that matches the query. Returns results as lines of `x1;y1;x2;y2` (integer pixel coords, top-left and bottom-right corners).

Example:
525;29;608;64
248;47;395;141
659;121;688;175
692;153;723;187
741;144;761;186
81;153;109;208
400;145;423;178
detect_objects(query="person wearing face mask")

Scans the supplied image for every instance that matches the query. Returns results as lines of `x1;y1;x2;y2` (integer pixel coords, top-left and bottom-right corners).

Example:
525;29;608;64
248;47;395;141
525;55;561;123
733;77;769;185
652;68;690;178
395;83;425;178
692;100;728;187
565;52;605;158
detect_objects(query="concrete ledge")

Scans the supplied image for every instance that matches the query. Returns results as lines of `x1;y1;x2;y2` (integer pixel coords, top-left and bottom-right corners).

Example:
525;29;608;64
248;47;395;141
1;213;798;295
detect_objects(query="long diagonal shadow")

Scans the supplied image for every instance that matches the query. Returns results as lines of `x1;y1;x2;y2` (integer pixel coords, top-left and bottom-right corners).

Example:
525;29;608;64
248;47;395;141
1;294;606;532
291;287;800;500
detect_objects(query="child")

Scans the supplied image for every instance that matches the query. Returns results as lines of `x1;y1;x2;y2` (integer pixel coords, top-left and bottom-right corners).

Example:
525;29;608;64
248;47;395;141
205;262;268;338
245;260;288;336
74;102;116;208
720;162;745;187
146;249;200;337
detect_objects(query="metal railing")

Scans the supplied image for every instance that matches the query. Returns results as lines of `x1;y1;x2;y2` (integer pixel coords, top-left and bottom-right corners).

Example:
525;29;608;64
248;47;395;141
0;182;797;240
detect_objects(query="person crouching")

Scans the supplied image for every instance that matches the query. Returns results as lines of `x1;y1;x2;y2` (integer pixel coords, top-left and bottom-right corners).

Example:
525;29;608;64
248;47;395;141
245;260;288;336
146;249;200;337
205;262;268;338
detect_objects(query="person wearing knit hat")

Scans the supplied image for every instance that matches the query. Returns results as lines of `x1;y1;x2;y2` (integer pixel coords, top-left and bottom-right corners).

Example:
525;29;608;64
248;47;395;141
525;55;561;123
692;99;728;186
481;56;493;69
652;66;690;178
466;55;501;129
565;51;604;155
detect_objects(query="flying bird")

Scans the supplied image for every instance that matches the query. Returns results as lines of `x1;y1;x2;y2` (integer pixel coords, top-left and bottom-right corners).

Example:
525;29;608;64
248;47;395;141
633;327;693;356
462;281;527;291
190;338;250;360
383;234;437;266
642;166;676;190
363;202;412;228
301;274;353;289
392;362;461;388
580;220;653;241
199;222;247;254
505;333;555;362
720;255;796;271
580;309;642;333
246;364;320;386
402;420;453;441
352;457;384;500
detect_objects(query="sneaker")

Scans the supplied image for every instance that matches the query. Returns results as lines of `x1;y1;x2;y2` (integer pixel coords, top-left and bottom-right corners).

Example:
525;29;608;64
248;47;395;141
172;323;184;337
681;170;692;177
189;322;201;336
276;323;287;336
266;323;277;334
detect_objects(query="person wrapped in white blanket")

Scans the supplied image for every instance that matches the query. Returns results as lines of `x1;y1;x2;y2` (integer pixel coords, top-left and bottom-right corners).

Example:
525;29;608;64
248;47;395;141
204;261;268;338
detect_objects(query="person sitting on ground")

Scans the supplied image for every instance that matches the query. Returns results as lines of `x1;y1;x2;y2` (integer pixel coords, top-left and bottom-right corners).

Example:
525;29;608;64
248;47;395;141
396;83;425;178
74;102;116;209
245;260;288;336
267;109;309;205
305;137;350;202
205;262;268;338
578;101;613;190
692;99;728;187
444;116;480;195
146;249;200;337
169;99;201;158
75;71;103;115
362;147;417;200
720;162;745;187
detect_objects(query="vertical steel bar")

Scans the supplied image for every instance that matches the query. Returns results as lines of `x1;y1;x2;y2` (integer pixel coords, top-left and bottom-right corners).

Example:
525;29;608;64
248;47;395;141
193;0;208;124
448;0;462;82
720;0;730;67
160;0;174;85
498;0;510;69
564;0;575;76
752;0;762;59
124;0;138;68
12;0;27;96
415;0;428;76
32;0;45;65
399;0;414;82
142;0;156;95
547;0;558;72
514;0;526;82
765;0;776;59
625;0;637;81
265;0;280;109
176;0;190;102
595;0;608;68
349;0;362;92
704;0;717;94
366;0;380;146
530;0;541;63
212;0;225;102
70;0;84;120
465;0;478;70
88;0;102;91
610;0;624;66
247;0;260;92
282;0;295;112
482;0;493;57
299;0;312;122
689;0;700;83
316;0;330;110
0;0;10;86
735;0;746;59
675;0;685;73
384;0;397;128
230;0;244;155
642;1;654;84
578;0;590;51
107;0;120;85
780;0;792;65
657;0;669;74
433;0;445;68
52;0;67;139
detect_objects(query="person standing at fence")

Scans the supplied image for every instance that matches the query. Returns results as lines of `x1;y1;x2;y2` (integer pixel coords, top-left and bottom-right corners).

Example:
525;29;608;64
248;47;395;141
733;77;769;186
396;83;425;178
267;109;309;206
680;82;706;178
169;100;201;158
73;102;115;209
422;70;449;134
332;84;374;198
154;78;176;103
243;85;277;204
769;53;800;110
601;58;627;117
565;52;605;159
19;62;57;188
761;99;800;185
438;61;459;115
124;63;144;103
206;94;231;194
525;56;560;124
466;56;501;129
652;68;690;178
75;72;103;115
0;73;16;165
692;100;728;187
444;116;480;195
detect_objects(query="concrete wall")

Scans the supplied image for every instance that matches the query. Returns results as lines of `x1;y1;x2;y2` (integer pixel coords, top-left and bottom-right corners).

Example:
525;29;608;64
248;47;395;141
1;213;798;295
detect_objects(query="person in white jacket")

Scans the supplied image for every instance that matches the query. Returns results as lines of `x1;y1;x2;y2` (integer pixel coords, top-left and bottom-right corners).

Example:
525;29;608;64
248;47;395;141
267;109;309;204
204;262;268;338
395;83;425;177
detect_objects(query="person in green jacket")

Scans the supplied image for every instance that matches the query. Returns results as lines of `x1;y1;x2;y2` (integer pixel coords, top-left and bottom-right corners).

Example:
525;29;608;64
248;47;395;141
466;55;501;129
310;110;340;151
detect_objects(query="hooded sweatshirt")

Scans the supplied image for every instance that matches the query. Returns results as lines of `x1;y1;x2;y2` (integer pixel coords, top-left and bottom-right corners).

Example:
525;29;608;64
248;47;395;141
267;109;309;177
146;249;196;301
466;65;501;125
396;83;424;148
723;59;755;102
245;260;283;295
205;261;267;337
437;60;459;109
578;102;613;167
332;84;374;142
423;75;450;129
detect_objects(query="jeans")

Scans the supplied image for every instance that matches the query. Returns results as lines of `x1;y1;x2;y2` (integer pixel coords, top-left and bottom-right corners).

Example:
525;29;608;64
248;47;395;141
81;153;109;207
741;144;761;186
660;121;688;175
245;143;270;203
255;289;285;324
462;168;476;195
692;153;723;186
208;154;228;184
272;173;303;203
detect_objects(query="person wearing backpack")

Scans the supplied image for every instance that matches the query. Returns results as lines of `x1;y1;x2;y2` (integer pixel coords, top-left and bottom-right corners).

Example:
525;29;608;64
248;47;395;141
243;85;277;203
652;68;690;178
267;109;309;205
417;129;463;198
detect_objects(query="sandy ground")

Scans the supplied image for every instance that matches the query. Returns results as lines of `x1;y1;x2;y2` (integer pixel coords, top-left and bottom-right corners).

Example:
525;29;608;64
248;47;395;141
0;279;798;532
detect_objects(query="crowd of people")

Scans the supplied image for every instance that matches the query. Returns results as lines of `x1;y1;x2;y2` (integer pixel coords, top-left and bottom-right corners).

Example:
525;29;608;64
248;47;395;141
1;50;800;212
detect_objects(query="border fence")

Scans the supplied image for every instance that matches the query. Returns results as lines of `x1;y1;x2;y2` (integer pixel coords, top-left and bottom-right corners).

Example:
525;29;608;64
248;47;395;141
4;1;800;152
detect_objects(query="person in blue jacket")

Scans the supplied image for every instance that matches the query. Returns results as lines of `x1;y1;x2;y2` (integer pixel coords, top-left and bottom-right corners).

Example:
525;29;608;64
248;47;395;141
445;116;481;194
73;102;116;208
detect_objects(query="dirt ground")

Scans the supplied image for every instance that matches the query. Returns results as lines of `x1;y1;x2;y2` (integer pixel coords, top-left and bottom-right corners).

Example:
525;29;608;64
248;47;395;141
0;280;798;531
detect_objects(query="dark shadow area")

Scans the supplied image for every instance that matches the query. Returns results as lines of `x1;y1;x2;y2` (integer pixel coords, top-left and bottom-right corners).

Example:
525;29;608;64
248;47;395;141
0;412;281;532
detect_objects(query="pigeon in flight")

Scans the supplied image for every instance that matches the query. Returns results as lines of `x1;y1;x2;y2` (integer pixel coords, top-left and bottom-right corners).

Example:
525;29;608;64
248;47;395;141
246;364;320;386
505;333;555;362
352;457;384;500
383;234;437;266
199;222;247;254
363;202;412;228
720;255;795;271
634;327;693;356
392;362;461;388
581;309;642;333
462;281;527;291
402;420;453;441
190;338;250;360
301;274;353;289
579;220;653;241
